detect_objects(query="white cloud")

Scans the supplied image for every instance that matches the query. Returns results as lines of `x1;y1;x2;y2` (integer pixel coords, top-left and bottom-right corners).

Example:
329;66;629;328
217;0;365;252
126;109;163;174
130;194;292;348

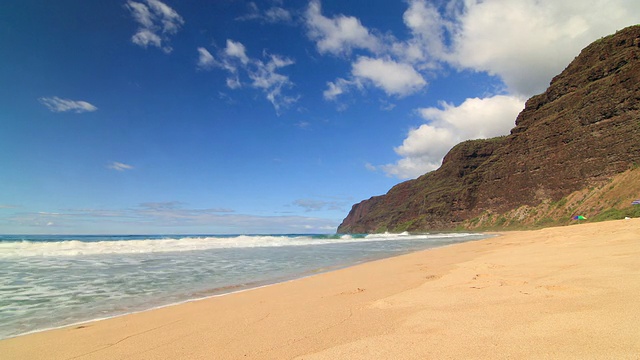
237;2;292;24
379;95;525;179
196;47;216;69
226;77;242;89
351;56;426;97
396;0;446;67
396;0;640;97
264;7;292;23
305;0;381;56
293;198;346;212
145;0;182;32
8;204;338;234
323;77;363;101
198;42;298;113
126;0;184;53
295;120;311;129
249;53;297;112
138;201;234;214
306;2;433;101
39;97;98;113
224;39;250;65
126;1;154;28
417;95;526;139
322;57;426;102
307;0;640;101
323;79;346;100
379;99;396;111
364;163;377;172
107;162;134;171
131;29;162;49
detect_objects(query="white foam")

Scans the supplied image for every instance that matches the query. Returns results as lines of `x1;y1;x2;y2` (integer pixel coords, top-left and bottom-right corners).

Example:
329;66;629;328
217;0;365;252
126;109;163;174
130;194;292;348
365;231;410;239
0;233;482;258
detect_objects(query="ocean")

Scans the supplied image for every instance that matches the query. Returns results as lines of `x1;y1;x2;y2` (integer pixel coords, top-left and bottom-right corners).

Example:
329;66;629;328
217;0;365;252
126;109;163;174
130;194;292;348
0;232;489;340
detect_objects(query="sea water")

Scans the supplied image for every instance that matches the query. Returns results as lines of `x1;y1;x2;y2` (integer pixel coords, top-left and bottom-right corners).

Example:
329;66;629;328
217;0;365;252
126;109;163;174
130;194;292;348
0;232;488;340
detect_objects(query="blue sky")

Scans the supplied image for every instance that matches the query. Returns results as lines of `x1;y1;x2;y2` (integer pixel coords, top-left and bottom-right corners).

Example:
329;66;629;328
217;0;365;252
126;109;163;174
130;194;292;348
1;0;640;234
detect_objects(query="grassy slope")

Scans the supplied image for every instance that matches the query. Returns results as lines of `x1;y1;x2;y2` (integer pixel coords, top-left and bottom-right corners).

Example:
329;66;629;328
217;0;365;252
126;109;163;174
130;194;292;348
460;166;640;231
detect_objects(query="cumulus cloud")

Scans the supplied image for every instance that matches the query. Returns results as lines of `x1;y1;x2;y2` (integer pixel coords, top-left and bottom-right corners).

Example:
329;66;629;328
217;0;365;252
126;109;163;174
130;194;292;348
351;57;426;97
395;0;447;68
305;0;381;56
307;1;432;101
309;0;640;101
39;97;98;113
323;57;426;101
197;41;298;113
400;0;640;96
379;95;525;178
107;161;134;171
126;0;184;53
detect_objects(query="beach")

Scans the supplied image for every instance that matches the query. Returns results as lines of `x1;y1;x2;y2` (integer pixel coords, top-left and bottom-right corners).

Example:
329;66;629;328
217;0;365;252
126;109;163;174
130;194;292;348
2;219;639;359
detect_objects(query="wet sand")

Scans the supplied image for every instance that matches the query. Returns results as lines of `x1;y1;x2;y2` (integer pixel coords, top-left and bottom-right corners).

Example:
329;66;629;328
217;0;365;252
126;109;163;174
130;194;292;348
2;219;639;359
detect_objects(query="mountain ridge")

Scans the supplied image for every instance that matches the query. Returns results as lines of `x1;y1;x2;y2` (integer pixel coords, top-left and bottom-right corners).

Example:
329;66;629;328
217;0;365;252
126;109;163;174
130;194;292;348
338;25;640;233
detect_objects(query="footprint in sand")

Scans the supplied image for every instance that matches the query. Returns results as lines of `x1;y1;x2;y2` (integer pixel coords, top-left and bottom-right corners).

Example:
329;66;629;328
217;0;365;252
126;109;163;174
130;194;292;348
538;285;576;292
338;288;366;296
472;273;491;280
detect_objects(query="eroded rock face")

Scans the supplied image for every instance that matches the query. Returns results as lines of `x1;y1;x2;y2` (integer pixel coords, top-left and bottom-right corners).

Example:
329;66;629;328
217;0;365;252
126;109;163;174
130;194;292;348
338;25;640;233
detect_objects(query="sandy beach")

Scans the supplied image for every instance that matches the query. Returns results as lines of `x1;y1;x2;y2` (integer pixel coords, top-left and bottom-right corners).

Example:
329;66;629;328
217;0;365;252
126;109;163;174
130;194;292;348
2;219;639;359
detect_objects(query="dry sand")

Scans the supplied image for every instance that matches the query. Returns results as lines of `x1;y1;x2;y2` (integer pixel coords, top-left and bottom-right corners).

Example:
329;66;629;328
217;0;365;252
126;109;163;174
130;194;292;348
1;219;639;359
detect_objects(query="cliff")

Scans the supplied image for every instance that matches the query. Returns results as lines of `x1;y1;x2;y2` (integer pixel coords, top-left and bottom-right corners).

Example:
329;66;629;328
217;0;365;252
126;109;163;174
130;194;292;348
338;25;640;233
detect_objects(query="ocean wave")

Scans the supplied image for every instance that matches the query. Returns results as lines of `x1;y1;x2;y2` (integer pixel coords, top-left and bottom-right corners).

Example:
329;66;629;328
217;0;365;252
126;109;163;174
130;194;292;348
0;233;480;258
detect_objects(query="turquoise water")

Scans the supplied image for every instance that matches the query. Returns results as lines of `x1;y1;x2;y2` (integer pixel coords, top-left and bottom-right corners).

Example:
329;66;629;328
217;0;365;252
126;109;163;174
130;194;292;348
0;232;489;339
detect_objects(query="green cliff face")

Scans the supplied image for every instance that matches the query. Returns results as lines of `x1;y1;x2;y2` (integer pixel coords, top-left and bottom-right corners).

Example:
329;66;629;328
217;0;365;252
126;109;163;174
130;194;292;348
339;25;640;233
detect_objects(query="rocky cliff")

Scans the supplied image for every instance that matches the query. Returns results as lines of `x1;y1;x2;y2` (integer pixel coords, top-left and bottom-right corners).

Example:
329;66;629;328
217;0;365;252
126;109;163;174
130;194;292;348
338;25;640;233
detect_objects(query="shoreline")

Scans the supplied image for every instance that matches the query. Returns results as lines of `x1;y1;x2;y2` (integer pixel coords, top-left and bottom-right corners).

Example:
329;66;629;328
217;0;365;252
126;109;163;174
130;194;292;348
0;232;490;341
1;233;492;341
2;220;639;359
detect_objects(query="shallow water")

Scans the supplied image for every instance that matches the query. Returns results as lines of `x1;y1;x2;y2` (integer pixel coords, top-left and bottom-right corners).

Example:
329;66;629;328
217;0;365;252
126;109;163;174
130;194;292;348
0;232;489;339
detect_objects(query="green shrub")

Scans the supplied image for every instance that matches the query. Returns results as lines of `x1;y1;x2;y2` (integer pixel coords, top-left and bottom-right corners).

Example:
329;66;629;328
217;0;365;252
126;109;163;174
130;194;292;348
536;217;555;227
591;206;640;222
494;216;507;227
395;219;415;232
554;198;568;208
